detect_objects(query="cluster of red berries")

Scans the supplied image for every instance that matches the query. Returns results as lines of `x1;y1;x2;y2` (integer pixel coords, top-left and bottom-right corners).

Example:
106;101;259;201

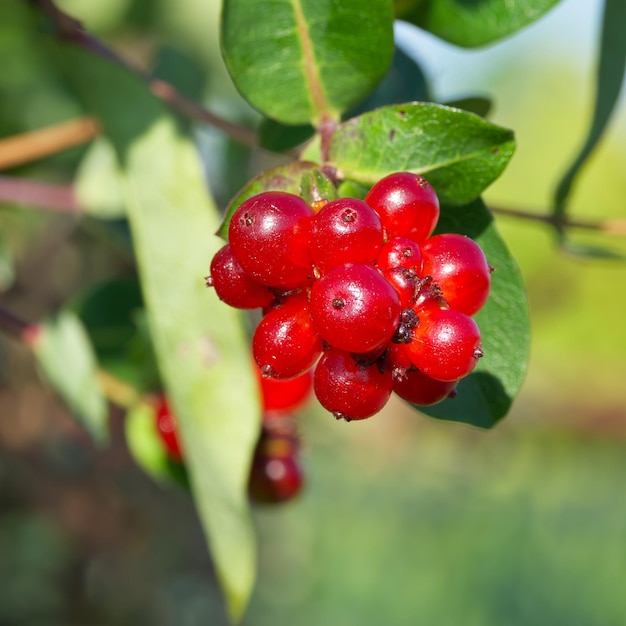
208;172;491;422
154;367;312;503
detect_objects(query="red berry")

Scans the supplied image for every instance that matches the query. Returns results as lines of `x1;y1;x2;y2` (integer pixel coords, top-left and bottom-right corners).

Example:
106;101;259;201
383;266;419;308
376;237;422;272
365;172;439;242
393;368;457;406
228;191;314;289
208;244;274;309
421;234;491;316
155;395;183;462
309;197;383;273
310;263;401;354
257;366;313;412
248;426;303;504
252;293;323;379
386;343;413;381
405;308;482;382
314;348;393;420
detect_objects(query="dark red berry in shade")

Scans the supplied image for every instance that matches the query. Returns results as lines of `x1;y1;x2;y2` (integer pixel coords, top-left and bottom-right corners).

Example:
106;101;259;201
405;308;482;382
393;368;458;406
309;197;383;273
421;233;491;316
364;172;440;242
257;366;313;412
248;426;303;504
155;395;183;462
313;348;393;420
386;343;413;381
208;244;275;309
228;191;314;289
383;266;419;308
310;263;401;354
376;237;422;272
252;293;323;379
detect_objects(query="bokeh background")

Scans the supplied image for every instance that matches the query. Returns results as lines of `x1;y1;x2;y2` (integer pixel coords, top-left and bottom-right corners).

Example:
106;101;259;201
1;0;626;624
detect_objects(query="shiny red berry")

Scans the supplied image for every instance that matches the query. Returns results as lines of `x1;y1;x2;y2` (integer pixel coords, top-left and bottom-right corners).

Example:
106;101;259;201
310;263;401;354
309;197;383;273
421;233;491;316
376;237;422;272
252;293;323;379
257;366;313;412
393;368;457;406
228;191;314;289
405;308;482;382
365;172;439;242
155;395;183;462
208;244;274;309
313;348;393;420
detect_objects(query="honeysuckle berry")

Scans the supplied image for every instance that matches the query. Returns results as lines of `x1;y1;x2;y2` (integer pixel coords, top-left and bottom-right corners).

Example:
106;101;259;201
421;233;491;316
310;197;384;273
154;395;183;462
252;292;323;379
310;263;402;354
313;348;393;421
393;367;458;406
228;191;315;289
365;172;440;242
406;308;482;382
376;237;423;272
256;366;313;412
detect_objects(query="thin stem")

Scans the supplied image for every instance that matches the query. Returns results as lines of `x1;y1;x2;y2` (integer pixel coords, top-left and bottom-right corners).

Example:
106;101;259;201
0;306;30;340
0;176;82;213
31;0;259;148
0;117;99;170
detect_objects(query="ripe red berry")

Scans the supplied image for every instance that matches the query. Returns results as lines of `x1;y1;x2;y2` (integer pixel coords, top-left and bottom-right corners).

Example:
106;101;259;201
309;197;383;273
252;293;323;379
257;366;313;412
421;233;491;316
405;308;482;382
393;367;457;406
228;191;314;289
208;244;275;309
376;237;422;272
310;263;401;354
365;172;440;242
313;348;393;420
248;426;303;504
155;395;183;462
383;266;419;308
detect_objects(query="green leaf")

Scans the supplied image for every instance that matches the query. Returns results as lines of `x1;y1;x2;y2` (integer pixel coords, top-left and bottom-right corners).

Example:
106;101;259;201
32;310;109;443
299;168;338;205
399;0;562;48
348;46;431;117
553;0;626;222
418;198;530;428
328;103;515;205
74;137;126;219
217;161;320;238
443;96;492;119
58;44;260;621
125;400;189;489
258;118;315;152
221;0;394;124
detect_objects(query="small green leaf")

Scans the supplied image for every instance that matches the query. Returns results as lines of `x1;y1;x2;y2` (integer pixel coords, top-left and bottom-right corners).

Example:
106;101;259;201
553;0;626;223
125;400;189;489
32;310;109;443
443;96;492;119
348;46;431;116
217;161;320;238
258;118;315;152
74;137;126;219
299;168;337;205
418;198;530;428
328;103;515;205
221;0;394;124
59;44;260;621
400;0;562;48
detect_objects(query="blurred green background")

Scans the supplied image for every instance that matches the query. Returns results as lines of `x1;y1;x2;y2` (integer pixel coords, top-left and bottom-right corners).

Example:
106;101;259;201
1;0;626;624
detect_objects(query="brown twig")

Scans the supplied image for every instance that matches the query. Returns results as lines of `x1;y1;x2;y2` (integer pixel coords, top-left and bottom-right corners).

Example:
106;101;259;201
0;176;82;213
0;117;100;171
31;0;259;148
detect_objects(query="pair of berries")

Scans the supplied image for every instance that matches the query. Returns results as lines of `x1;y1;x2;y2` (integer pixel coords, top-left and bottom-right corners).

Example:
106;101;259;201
154;367;312;503
208;172;491;422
